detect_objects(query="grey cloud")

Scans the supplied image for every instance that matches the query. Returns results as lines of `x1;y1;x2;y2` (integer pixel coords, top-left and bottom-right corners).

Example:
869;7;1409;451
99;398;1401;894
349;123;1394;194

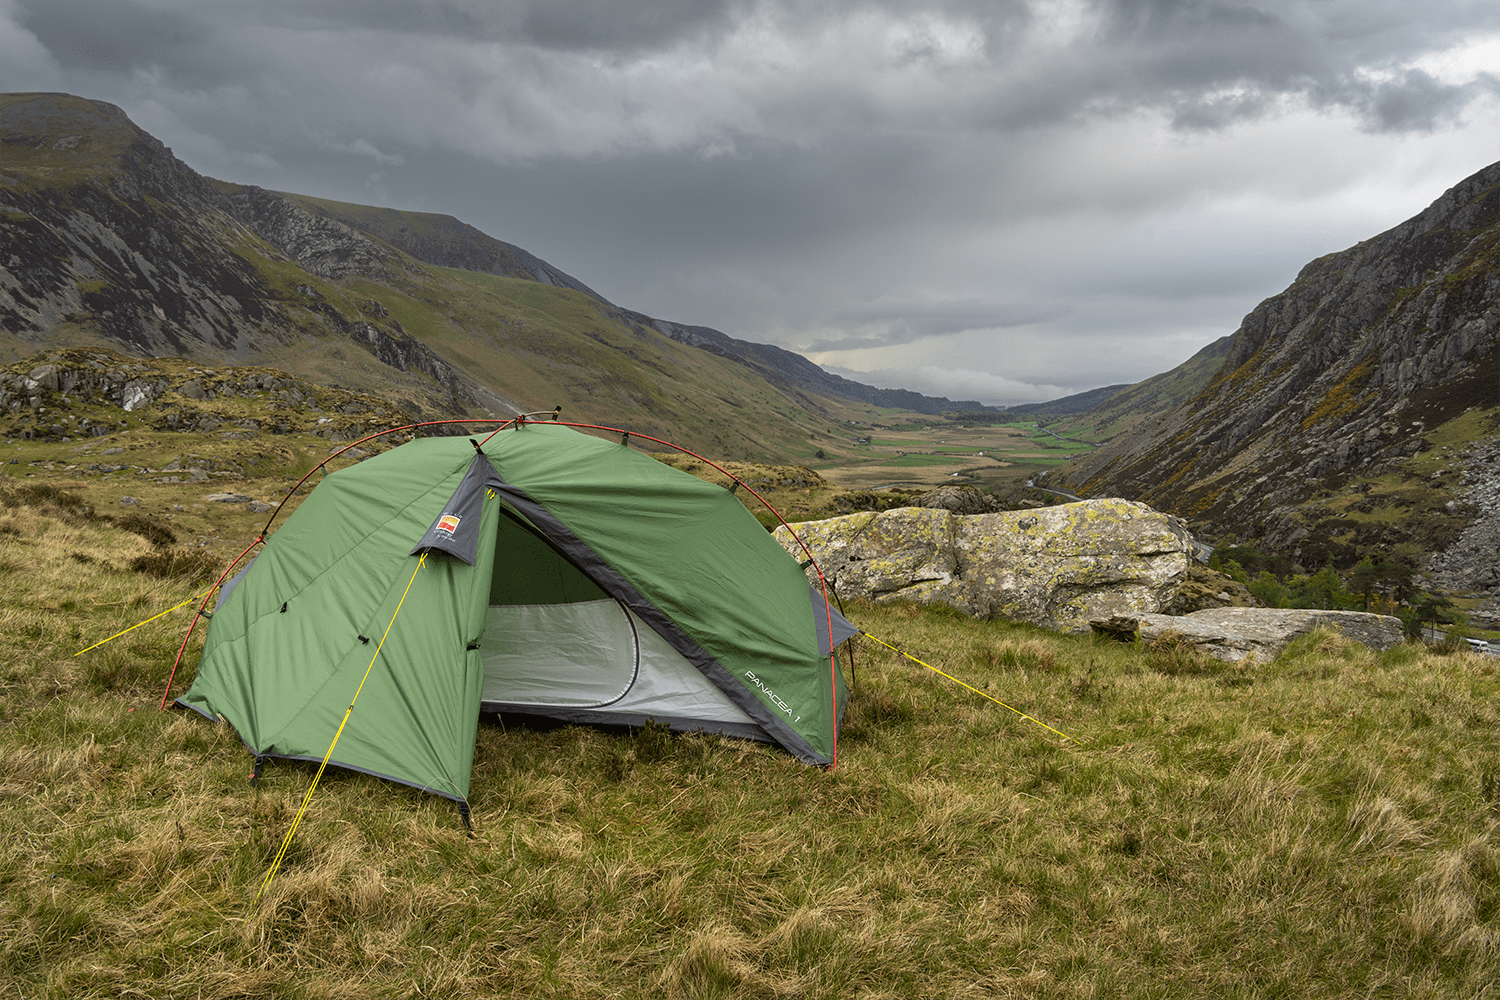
518;0;738;51
18;0;205;75
1357;69;1481;133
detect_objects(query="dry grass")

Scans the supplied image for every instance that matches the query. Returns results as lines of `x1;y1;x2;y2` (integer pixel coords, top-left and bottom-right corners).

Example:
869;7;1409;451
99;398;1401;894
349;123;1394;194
3;455;1500;998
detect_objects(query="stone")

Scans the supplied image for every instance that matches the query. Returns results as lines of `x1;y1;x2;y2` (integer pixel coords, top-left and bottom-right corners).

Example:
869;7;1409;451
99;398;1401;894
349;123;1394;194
1131;608;1405;662
206;493;252;503
246;501;275;513
120;379;155;411
775;498;1195;633
916;484;996;515
119;495;139;506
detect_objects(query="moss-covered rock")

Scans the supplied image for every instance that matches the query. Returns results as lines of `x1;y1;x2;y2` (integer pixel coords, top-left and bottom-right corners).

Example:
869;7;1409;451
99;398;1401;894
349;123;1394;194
776;498;1195;633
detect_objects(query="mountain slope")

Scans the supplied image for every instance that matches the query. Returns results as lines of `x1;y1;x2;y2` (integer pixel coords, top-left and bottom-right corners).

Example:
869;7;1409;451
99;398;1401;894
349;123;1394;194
1040;336;1231;443
287;194;1004;416
1008;383;1132;425
1044;161;1500;590
0;92;940;462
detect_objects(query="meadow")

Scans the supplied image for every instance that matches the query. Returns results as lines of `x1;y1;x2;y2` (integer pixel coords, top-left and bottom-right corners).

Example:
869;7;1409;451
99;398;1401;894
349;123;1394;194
2;438;1499;998
812;419;1095;492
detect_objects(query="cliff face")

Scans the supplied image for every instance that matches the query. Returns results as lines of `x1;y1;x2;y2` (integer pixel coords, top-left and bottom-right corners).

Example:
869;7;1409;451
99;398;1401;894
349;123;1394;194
0;95;277;357
0;93;495;417
1046;161;1500;589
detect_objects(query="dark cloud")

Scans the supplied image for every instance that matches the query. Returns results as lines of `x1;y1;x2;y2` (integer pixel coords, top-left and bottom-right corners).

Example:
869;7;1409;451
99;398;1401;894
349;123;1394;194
1356;69;1481;132
18;0;205;75
518;0;738;51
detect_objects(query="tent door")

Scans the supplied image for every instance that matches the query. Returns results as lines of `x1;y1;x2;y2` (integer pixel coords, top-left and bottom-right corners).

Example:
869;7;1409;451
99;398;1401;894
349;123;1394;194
478;597;641;708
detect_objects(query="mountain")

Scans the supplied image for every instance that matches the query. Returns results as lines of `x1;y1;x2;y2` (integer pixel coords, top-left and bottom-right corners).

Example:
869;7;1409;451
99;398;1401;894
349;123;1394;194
0;92;995;464
1038;336;1232;442
1043;162;1500;593
1008;383;1132;425
280;193;1003;417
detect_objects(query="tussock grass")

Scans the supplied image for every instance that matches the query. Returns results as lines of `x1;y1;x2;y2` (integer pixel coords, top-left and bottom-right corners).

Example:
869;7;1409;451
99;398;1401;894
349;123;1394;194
3;490;1500;997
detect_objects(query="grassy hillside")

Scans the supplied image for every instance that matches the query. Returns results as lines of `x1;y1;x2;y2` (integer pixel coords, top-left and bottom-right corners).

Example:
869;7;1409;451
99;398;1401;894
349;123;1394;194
3;439;1498;998
1047;335;1232;444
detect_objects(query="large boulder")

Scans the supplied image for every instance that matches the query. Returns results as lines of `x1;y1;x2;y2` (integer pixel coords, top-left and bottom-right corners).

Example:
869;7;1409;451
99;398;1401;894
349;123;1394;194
1130;608;1405;662
776;498;1195;633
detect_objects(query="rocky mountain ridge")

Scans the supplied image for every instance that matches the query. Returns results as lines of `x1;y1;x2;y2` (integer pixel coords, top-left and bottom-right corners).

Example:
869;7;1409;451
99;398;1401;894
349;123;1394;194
1044;160;1500;594
1;94;500;418
1;91;997;455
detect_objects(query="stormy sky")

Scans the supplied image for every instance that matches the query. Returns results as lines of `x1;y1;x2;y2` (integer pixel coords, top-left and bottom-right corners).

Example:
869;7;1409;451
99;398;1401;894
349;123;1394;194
4;1;1498;404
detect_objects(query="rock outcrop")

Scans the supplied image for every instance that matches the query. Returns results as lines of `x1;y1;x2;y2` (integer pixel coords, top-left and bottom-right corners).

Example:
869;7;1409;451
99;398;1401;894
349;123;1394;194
1424;436;1500;595
1128;608;1406;662
0;348;407;442
776;498;1195;633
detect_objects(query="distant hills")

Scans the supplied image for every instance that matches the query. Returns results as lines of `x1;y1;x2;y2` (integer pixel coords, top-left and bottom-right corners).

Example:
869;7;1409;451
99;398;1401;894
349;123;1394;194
1042;161;1500;594
0;92;999;465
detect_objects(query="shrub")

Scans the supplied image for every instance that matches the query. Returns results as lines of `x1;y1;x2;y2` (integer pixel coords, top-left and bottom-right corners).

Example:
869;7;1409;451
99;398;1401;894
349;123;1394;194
129;549;221;583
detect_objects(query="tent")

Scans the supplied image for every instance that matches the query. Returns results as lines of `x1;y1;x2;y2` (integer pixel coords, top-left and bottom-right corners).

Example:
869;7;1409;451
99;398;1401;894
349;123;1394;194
178;423;855;811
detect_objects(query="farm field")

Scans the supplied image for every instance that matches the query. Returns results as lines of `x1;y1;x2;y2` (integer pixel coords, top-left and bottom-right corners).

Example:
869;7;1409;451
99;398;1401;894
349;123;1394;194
811;419;1094;491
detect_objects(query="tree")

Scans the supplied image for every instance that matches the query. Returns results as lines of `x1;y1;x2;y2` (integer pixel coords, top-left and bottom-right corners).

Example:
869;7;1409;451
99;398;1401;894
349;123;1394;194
1289;567;1354;610
1377;555;1418;607
1248;571;1291;609
1350;557;1379;611
1410;591;1461;642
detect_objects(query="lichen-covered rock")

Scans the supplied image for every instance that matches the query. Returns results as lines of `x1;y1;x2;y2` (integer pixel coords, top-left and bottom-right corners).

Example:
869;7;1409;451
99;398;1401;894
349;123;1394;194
1133;608;1405;662
916;484;997;515
776;498;1195;632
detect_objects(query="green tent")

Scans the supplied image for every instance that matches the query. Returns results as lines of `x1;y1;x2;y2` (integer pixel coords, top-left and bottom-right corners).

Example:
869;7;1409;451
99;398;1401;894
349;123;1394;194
179;424;853;809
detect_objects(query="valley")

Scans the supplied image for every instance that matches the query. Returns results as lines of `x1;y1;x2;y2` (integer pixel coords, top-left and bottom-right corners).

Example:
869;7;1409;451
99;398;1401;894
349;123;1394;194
808;418;1093;491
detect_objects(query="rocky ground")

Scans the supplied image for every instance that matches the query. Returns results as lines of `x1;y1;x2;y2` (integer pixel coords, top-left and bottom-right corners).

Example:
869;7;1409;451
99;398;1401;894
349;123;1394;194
1426;436;1500;597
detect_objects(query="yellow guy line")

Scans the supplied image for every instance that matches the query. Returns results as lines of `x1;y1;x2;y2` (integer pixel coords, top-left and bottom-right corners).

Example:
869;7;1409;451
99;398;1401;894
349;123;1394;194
74;590;213;656
256;553;427;904
860;630;1088;746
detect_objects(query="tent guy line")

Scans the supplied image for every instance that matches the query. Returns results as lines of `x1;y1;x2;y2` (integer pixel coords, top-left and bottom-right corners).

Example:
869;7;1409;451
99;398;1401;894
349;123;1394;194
257;552;430;904
859;630;1087;746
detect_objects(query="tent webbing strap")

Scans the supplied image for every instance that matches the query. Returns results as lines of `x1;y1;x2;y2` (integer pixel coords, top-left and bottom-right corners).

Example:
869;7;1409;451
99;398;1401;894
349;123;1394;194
859;630;1087;746
256;553;429;904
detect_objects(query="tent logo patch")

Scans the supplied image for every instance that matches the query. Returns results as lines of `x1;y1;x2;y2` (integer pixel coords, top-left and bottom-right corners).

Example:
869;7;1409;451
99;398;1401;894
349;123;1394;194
436;513;462;535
